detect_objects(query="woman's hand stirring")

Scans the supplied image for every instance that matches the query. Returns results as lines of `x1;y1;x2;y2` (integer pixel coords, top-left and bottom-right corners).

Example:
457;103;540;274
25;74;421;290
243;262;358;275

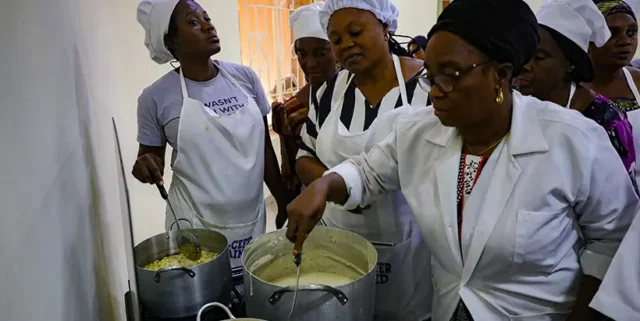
286;173;350;254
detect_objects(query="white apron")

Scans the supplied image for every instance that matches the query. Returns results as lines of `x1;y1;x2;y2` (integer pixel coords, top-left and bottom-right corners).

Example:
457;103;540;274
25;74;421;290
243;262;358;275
622;67;640;185
566;82;576;108
166;62;266;269
317;55;433;320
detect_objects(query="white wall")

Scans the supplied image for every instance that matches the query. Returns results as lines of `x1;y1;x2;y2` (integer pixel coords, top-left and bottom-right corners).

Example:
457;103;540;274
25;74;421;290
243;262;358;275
393;0;546;39
526;0;545;12
0;1;241;321
0;0;128;319
394;0;438;39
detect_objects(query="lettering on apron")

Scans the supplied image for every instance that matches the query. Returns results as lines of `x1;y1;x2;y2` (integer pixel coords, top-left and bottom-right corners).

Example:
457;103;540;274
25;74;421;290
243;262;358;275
229;236;253;259
376;262;392;284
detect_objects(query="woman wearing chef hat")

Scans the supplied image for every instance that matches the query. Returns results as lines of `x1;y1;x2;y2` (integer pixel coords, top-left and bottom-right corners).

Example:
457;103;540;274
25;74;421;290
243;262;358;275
271;3;338;228
517;0;638;192
287;0;639;320
132;0;291;269
294;0;433;320
587;0;640;185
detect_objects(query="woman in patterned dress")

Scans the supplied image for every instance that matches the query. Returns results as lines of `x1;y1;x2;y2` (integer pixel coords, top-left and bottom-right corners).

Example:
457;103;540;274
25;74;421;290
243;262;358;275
517;0;637;192
587;0;640;184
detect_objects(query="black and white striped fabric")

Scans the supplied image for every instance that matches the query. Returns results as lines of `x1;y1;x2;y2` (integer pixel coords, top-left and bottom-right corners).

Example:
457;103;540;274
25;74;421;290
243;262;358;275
298;68;430;158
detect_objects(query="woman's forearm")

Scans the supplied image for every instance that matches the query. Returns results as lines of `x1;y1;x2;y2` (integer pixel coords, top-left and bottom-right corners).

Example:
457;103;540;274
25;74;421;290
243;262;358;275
296;156;328;186
320;173;350;205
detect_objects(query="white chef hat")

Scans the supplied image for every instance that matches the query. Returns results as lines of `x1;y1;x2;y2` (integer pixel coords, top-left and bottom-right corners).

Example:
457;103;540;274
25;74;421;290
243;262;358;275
137;0;180;64
537;0;611;52
290;3;329;42
319;0;400;34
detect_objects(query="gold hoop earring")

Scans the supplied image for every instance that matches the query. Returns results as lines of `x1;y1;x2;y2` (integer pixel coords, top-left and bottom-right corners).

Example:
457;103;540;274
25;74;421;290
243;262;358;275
496;88;504;104
384;34;389;41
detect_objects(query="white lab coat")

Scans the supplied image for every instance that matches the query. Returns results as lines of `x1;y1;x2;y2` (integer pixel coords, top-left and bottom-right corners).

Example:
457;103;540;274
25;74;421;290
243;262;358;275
590;205;640;320
329;92;638;321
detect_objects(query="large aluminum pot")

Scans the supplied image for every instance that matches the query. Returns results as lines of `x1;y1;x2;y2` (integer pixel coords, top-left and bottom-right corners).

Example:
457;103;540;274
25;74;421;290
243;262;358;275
135;220;233;318
242;227;377;321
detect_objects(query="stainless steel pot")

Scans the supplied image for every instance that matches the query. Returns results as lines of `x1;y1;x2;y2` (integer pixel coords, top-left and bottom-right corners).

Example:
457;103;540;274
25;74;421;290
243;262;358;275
135;220;233;318
242;227;378;321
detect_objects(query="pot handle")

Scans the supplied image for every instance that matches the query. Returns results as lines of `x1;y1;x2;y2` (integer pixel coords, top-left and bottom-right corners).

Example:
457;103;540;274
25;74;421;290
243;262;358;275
154;266;197;283
197;302;235;321
268;284;349;306
166;218;195;239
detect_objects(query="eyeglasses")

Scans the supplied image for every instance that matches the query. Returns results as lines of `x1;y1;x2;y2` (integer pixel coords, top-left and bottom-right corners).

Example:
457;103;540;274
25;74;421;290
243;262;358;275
417;61;489;93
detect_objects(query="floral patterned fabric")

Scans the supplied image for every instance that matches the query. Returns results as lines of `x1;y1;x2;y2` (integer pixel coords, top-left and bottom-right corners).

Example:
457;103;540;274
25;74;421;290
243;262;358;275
583;94;638;193
452;153;487;321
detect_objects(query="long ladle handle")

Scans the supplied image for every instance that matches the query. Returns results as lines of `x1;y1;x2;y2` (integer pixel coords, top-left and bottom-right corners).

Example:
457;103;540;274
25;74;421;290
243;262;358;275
156;183;181;232
156;183;169;200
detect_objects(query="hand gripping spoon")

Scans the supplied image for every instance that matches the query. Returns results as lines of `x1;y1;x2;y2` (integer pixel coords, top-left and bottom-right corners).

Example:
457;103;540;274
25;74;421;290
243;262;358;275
288;252;302;320
156;184;202;261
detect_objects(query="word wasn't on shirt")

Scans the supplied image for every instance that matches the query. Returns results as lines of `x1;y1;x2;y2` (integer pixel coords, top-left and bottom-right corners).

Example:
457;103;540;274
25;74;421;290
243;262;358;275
204;96;247;116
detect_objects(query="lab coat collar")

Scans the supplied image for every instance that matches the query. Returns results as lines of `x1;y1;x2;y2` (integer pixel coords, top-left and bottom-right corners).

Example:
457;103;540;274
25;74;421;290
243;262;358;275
429;91;550;275
508;91;550;155
424;91;550;156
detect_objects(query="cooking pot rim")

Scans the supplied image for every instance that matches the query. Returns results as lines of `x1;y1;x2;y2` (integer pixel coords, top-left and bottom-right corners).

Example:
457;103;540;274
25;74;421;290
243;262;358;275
134;228;230;270
241;227;378;286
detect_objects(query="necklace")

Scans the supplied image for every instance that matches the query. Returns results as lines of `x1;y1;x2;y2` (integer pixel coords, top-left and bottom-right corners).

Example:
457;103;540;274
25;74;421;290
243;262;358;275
466;132;509;155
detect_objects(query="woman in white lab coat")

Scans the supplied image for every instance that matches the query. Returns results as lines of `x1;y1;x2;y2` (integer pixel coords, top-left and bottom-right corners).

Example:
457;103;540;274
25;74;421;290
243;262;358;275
587;0;640;184
286;0;639;320
590;198;640;320
132;0;292;269
516;0;638;191
294;0;433;320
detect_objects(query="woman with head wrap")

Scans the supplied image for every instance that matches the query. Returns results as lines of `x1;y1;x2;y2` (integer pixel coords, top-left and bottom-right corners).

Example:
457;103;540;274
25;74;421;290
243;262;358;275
286;0;638;320
132;0;292;269
408;35;428;60
293;0;433;319
270;3;338;228
517;0;637;192
587;0;640;184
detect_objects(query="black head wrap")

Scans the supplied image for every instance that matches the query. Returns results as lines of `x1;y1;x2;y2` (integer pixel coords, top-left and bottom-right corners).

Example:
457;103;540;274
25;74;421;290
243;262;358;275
408;35;428;52
539;25;594;83
427;0;540;77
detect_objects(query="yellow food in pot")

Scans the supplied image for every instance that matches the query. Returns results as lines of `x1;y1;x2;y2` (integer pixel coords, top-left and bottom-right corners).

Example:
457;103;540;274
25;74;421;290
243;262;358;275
144;251;218;270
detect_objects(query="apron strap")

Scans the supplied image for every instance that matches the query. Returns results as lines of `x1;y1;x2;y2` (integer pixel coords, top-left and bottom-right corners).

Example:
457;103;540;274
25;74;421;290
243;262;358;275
392;54;409;106
566;82;576;109
179;60;251;99
179;68;190;99
211;60;252;98
623;67;640;105
333;54;408;108
334;72;355;107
